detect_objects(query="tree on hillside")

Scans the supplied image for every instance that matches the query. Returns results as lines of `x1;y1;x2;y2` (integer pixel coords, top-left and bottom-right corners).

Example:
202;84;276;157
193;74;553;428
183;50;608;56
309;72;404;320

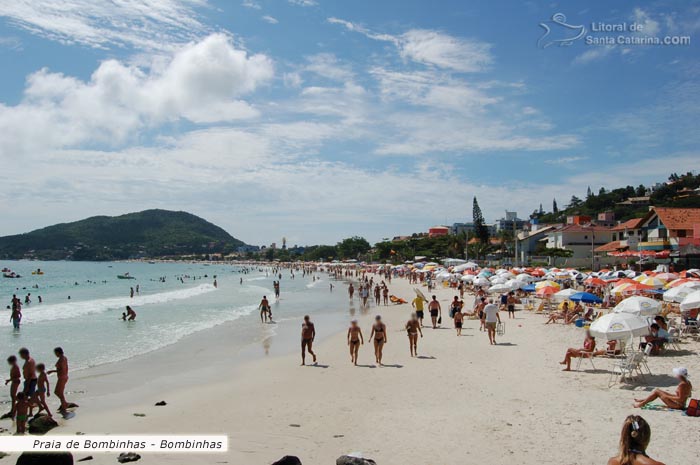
472;197;490;245
636;184;647;196
567;195;583;209
553;198;559;213
586;186;592;199
336;236;371;260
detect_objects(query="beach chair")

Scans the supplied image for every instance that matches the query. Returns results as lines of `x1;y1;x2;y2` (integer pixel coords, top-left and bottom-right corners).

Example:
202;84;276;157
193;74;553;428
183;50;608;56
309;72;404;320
608;352;643;388
666;328;682;351
575;350;596;371
639;343;653;376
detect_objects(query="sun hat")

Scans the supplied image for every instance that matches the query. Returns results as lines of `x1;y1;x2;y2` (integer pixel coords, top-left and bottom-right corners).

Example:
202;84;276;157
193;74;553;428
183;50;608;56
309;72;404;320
672;367;689;378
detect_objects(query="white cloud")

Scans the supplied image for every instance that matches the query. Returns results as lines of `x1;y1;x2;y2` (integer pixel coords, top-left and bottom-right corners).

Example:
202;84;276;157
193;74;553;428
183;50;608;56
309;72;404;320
289;0;317;7
544;156;589;165
0;36;22;50
632;8;660;36
262;15;279;24
0;34;273;155
241;0;261;9
0;0;209;50
327;17;492;72
302;53;354;81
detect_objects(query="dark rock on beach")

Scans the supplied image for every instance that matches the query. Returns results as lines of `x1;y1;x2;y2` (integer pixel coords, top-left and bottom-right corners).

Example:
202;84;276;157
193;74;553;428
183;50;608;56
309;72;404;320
77;456;93;462
27;415;59;435
271;456;302;465
336;456;377;465
16;452;73;465
116;453;141;463
154;401;167;406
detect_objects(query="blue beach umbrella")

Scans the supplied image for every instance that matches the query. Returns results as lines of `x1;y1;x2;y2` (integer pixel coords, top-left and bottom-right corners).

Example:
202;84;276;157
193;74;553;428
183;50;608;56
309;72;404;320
522;284;536;292
568;292;602;304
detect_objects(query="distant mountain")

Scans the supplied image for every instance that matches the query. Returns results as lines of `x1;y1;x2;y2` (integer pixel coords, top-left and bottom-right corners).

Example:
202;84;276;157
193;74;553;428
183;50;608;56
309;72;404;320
0;209;245;260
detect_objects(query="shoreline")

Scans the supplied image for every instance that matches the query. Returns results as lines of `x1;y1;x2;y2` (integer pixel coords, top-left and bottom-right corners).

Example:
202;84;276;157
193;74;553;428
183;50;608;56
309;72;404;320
2;274;698;464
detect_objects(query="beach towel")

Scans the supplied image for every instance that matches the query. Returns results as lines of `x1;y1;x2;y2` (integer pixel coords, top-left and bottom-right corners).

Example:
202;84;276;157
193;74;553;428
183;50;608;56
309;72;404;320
641;403;681;412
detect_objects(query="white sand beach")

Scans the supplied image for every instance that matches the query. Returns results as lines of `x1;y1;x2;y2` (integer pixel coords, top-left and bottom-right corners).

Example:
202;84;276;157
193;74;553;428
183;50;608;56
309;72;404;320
28;274;699;465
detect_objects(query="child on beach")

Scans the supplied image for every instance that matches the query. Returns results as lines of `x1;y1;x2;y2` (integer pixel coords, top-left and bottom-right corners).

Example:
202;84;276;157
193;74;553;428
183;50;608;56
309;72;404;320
34;363;52;418
15;392;29;434
5;356;20;417
454;308;464;336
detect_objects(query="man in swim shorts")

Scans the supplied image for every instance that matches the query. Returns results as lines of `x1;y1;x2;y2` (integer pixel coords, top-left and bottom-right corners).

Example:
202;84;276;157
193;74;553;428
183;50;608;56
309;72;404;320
18;348;37;397
482;299;501;345
301;315;317;365
259;296;271;323
428;296;442;329
412;295;427;327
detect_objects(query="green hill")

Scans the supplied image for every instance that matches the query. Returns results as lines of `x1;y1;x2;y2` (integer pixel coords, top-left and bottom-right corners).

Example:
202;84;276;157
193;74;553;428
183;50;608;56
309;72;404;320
0;209;245;260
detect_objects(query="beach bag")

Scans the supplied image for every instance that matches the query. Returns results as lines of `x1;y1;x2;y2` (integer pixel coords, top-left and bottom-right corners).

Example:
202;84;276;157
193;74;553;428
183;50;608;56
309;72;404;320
687;399;700;417
497;322;505;336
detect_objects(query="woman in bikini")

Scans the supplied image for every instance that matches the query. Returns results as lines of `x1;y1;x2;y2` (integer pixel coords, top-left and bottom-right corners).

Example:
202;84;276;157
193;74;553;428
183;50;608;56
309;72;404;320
607;415;664;465
47;347;70;413
405;313;422;357
347;320;364;365
369;315;387;365
634;367;692;410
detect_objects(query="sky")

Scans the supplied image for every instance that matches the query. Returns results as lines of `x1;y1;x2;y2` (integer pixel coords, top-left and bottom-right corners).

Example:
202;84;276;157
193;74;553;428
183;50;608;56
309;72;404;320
0;0;698;246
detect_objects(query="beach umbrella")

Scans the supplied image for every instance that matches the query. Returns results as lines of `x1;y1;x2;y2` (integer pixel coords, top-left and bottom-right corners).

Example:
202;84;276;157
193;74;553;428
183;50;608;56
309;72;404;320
522;283;536;292
663;285;699;303
610;282;653;295
536;280;560;290
488;283;511;294
680;269;700;278
553;288;579;302
665;278;700;289
584;277;608;287
654;272;679;281
515;273;535;283
633;276;666;288
536;286;558;297
680;290;700;311
473;276;491;287
569;292;603;304
589;312;650;341
461;275;475;282
613;296;662;316
490;276;508;284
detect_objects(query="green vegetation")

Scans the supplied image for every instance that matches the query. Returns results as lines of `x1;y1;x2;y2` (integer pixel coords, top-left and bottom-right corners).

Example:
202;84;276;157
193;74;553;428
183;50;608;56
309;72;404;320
0;209;245;260
533;172;700;224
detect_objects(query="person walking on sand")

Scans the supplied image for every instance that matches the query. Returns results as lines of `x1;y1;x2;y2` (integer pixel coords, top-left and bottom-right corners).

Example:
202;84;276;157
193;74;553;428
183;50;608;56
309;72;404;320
454;307;464;336
633;367;692;410
507;292;517;319
47;347;70;413
607;415;665;465
347;320;363;365
5;355;21;417
301;315;317;366
34;363;52;419
412;294;427;327
348;283;354;300
405;313;422;357
370;315;387;365
482;299;501;345
428;296;441;329
259;296;271;323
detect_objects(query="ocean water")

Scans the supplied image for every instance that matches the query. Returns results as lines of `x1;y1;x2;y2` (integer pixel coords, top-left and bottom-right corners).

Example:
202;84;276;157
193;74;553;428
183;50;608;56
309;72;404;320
0;260;353;371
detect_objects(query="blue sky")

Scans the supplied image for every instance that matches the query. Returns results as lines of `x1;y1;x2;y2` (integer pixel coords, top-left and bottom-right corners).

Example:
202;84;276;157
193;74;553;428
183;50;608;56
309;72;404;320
0;0;698;246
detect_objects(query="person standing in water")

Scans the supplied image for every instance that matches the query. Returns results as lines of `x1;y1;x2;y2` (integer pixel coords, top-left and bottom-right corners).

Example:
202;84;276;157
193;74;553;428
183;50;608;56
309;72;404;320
405;313;422;357
47;347;70;414
370;315;387;365
347;320;363;365
301;315;317;365
259;296;271;323
348;283;354;300
607;415;664;465
122;306;136;321
10;306;22;331
130;287;134;298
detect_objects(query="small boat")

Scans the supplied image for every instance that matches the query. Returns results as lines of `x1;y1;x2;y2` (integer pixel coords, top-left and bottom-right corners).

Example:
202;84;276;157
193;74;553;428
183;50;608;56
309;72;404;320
3;272;20;278
117;272;136;279
1;268;10;273
32;269;44;275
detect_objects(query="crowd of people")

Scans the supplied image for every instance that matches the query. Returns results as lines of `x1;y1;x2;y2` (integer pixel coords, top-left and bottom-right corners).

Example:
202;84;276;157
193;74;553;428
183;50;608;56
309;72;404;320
4;347;71;434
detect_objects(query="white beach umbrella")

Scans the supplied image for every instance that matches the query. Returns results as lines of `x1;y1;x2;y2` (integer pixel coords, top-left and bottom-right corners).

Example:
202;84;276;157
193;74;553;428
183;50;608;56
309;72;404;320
680;290;700;311
490;276;507;284
515;273;535;282
589;312;650;341
553;288;579;302
613;296;662;316
488;283;511;294
663;285;700;303
461;275;475;282
473;277;491;287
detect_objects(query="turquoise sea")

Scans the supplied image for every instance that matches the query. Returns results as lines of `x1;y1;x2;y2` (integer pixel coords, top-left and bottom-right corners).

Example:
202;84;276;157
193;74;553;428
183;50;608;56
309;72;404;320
1;261;355;372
